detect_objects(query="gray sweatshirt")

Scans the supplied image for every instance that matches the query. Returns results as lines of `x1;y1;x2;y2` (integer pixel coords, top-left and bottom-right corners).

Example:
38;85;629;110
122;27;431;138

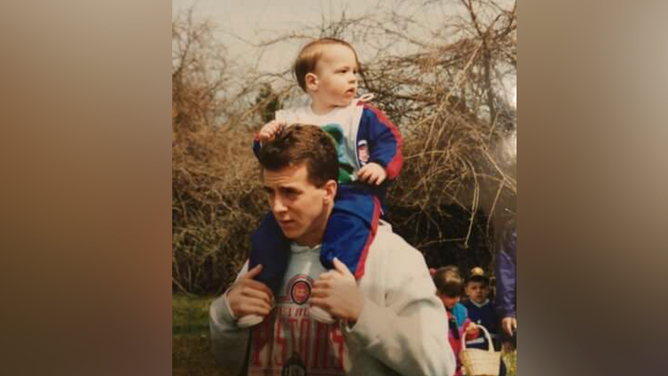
209;221;456;376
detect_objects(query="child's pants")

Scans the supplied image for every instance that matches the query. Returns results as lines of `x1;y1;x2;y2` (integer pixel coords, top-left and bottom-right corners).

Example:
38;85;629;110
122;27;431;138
249;184;381;292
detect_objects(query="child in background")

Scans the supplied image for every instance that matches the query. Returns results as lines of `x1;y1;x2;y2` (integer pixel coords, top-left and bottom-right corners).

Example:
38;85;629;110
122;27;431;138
463;267;506;376
432;266;479;376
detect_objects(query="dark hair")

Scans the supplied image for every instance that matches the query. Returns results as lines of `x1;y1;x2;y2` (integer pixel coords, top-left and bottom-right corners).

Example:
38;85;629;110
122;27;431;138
466;275;490;287
258;124;338;187
433;266;464;298
293;38;360;92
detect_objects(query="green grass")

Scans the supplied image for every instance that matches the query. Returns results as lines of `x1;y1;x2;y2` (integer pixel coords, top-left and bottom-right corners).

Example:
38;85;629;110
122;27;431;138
173;294;517;375
173;294;224;376
503;349;517;376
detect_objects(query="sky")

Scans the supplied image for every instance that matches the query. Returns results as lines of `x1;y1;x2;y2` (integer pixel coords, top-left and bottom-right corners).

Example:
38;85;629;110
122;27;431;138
172;0;516;102
172;0;373;36
171;0;477;73
172;0;378;72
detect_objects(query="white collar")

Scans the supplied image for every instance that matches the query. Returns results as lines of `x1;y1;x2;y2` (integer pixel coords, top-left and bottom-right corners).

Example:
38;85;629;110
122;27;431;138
290;243;321;254
470;299;489;308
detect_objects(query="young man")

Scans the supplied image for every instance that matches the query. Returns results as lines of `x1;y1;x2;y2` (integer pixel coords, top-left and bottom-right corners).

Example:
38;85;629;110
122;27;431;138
209;125;454;376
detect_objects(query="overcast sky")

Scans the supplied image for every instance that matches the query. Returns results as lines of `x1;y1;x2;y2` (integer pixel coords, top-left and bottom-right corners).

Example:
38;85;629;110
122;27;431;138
173;0;515;100
171;0;476;72
172;0;375;70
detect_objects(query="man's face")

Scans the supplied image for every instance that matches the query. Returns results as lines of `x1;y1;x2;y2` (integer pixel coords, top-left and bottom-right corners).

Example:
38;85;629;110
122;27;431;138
262;163;335;247
465;281;489;304
312;44;359;110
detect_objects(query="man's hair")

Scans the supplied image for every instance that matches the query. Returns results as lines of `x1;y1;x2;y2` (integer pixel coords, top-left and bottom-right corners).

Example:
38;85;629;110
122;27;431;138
258;124;338;187
433;266;464;298
293;38;360;92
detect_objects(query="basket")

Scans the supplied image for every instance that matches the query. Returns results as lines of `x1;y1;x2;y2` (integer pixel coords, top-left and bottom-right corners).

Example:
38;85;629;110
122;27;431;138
460;324;501;376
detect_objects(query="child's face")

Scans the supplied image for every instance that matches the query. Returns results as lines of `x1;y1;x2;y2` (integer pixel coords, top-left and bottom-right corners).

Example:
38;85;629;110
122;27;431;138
465;281;489;304
438;292;460;310
310;44;358;110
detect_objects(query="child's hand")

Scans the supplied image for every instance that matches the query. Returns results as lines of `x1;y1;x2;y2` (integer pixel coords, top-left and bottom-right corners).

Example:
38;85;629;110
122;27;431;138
358;162;387;185
502;342;514;353
465;322;479;334
259;120;285;143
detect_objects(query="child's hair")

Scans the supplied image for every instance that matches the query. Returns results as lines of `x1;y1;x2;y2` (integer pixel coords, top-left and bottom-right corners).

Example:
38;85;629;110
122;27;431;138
466;274;490;287
293;38;360;92
466;267;490;287
433;266;464;298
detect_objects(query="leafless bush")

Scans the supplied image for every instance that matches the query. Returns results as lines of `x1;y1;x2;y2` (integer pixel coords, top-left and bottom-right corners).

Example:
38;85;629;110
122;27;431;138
172;12;268;294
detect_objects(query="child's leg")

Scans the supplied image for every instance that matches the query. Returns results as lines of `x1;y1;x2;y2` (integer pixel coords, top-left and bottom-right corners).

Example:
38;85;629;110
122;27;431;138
320;184;381;279
499;358;508;376
249;211;290;293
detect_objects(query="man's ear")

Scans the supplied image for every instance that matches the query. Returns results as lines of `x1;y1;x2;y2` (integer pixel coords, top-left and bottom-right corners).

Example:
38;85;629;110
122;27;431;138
305;73;319;91
323;179;337;204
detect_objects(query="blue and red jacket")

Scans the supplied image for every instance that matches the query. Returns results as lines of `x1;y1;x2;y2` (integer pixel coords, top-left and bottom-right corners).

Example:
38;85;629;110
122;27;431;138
254;102;402;184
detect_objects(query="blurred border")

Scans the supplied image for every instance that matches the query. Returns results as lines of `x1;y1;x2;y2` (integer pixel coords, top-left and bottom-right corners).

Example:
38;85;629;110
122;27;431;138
2;1;668;375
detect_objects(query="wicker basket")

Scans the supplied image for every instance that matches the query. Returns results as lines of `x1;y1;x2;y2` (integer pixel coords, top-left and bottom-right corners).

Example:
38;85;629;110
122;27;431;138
460;324;501;376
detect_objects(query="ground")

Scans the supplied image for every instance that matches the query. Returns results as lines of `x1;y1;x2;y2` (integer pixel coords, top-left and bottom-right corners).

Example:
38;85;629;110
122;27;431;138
173;294;222;376
172;294;517;376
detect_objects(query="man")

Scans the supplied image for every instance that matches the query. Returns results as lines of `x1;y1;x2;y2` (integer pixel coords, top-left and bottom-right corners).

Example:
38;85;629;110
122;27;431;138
209;125;455;376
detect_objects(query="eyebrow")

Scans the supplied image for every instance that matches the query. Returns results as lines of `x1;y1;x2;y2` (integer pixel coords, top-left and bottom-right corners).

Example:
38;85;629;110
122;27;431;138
280;186;301;193
263;185;301;192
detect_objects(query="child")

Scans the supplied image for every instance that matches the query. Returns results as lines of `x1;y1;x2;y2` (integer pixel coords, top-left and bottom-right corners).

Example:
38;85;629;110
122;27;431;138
432;266;479;376
245;38;403;325
463;267;507;376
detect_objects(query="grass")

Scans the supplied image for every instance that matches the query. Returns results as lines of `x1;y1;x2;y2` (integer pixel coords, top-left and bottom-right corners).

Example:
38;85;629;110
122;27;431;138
172;294;223;376
173;294;517;375
503;349;517;376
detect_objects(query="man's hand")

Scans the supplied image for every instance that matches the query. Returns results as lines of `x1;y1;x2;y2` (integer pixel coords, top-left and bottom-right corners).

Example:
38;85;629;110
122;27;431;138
311;258;364;324
226;265;274;319
501;316;517;336
357;162;387;185
259;120;285;143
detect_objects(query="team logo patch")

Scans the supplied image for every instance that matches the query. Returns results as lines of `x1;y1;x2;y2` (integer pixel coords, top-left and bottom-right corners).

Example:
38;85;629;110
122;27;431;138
357;139;369;165
289;279;311;305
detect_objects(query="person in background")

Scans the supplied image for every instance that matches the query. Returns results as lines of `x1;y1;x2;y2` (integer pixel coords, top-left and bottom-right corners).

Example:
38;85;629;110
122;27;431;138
432;266;479;376
463;267;506;376
495;218;517;351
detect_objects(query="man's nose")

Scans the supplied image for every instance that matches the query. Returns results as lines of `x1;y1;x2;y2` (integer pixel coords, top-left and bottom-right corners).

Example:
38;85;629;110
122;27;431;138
272;197;288;214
